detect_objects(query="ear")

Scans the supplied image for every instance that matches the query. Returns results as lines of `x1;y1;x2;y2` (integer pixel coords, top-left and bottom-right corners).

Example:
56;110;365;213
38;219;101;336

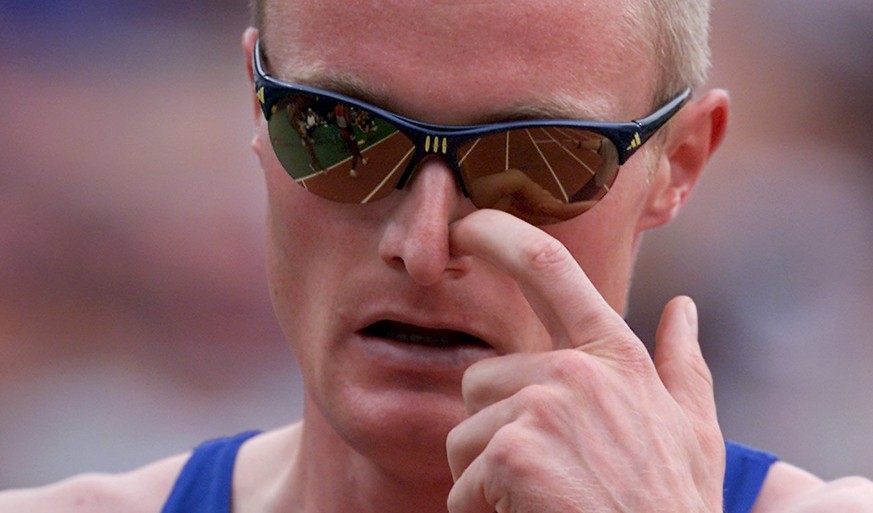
242;27;261;122
637;89;730;231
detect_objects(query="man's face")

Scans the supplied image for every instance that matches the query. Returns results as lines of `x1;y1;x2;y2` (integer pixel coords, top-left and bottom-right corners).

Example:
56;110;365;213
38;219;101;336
252;0;663;475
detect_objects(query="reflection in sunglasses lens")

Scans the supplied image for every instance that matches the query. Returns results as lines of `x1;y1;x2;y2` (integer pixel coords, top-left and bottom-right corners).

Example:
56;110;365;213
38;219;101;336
268;95;620;224
458;128;618;224
268;96;415;203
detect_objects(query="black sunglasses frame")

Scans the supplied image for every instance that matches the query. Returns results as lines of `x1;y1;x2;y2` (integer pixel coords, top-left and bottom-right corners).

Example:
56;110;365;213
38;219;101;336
252;39;691;197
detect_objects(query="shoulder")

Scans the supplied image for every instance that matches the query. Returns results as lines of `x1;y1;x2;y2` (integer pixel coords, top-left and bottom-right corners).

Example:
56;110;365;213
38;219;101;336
753;461;873;513
0;428;290;513
0;452;189;513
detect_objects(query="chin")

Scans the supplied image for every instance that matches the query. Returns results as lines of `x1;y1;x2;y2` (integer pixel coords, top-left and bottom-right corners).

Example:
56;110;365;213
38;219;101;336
325;383;467;475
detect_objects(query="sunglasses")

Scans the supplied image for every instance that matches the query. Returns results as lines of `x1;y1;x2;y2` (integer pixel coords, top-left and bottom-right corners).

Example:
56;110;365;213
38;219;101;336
253;39;691;225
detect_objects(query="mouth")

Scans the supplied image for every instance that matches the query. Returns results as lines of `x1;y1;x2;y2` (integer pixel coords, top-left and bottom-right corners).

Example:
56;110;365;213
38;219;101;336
360;320;491;349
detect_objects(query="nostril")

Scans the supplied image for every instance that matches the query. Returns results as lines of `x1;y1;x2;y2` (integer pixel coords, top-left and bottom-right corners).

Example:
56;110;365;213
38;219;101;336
376;160;474;285
386;229;452;287
384;254;407;272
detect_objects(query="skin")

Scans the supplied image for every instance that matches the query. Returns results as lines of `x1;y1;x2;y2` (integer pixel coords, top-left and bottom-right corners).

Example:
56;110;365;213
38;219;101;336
2;0;872;511
247;2;726;510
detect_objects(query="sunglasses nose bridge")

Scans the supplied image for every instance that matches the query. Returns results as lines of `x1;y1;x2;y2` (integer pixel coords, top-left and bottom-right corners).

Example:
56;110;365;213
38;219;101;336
396;134;470;197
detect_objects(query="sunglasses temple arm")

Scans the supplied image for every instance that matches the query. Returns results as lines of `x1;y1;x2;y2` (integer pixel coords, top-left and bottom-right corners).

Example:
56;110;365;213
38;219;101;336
252;39;279;120
619;87;692;163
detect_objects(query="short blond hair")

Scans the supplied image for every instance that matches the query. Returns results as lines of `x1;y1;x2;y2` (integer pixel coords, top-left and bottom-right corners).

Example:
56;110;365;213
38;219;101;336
248;0;712;105
646;0;712;103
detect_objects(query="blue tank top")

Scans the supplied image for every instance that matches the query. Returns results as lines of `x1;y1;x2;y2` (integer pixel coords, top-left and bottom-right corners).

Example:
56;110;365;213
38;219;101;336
161;432;777;513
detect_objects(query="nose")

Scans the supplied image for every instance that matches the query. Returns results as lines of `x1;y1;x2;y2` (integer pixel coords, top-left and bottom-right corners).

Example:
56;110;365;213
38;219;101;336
378;158;474;286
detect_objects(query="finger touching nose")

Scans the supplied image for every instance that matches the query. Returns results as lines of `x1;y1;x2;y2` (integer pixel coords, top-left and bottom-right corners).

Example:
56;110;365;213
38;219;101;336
450;209;630;350
378;159;474;286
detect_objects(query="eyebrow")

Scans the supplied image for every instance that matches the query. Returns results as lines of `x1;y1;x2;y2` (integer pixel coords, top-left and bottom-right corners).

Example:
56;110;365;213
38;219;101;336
273;66;395;114
306;75;394;113
272;58;613;124
479;93;614;123
333;82;616;125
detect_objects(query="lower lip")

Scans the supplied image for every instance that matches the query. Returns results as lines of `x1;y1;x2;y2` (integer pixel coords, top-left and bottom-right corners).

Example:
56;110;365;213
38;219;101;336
352;332;497;374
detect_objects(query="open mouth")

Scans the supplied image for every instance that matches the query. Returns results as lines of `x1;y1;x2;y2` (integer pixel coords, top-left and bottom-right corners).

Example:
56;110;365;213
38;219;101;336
361;320;490;348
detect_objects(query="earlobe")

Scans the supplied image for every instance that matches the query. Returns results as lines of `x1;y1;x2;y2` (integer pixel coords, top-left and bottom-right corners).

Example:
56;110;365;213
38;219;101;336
242;27;261;122
638;89;730;231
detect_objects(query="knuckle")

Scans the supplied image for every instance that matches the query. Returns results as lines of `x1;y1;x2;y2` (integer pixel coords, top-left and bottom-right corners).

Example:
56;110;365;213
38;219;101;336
487;425;535;477
547;349;598;387
514;384;559;419
607;335;653;374
660;343;715;395
445;425;463;454
520;236;574;276
460;361;489;412
445;485;467;513
459;372;479;406
689;351;715;389
582;332;653;379
698;429;726;465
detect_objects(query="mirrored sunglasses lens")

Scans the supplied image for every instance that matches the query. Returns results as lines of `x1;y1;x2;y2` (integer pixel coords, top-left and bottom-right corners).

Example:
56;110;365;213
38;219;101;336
267;95;415;203
457;127;619;224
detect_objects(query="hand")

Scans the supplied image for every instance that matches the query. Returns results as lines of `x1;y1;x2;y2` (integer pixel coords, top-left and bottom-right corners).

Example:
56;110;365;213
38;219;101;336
445;209;725;513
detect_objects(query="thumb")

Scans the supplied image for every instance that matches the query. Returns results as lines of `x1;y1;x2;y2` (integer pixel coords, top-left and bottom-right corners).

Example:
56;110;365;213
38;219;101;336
653;296;717;424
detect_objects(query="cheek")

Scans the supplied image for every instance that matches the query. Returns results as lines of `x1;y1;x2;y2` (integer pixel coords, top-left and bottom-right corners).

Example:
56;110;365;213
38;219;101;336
264;170;322;327
264;157;324;278
261;150;355;349
259;126;358;267
546;166;651;310
259;136;389;340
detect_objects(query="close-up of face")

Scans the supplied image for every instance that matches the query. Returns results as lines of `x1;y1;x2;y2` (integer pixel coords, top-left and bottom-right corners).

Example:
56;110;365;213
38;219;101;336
247;0;692;477
5;0;873;490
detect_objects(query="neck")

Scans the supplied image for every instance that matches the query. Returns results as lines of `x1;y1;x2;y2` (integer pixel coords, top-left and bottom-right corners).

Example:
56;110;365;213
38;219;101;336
267;408;454;513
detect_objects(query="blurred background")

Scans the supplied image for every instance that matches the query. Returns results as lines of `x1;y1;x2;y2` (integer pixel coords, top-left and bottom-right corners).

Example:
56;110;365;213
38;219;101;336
0;0;871;489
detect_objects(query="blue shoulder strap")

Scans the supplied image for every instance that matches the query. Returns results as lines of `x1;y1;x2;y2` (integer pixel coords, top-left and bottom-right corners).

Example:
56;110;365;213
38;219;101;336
161;431;261;513
161;433;775;513
724;441;779;513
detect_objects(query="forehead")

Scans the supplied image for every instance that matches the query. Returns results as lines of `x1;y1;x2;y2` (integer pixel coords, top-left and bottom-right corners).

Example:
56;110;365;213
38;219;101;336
262;0;657;123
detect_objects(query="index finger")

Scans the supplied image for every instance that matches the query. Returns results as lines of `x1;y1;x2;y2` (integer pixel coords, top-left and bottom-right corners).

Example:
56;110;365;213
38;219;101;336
449;209;628;350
